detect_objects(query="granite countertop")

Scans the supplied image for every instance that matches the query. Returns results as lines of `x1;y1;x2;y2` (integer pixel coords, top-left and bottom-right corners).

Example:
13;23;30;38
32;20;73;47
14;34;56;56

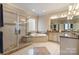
60;32;79;39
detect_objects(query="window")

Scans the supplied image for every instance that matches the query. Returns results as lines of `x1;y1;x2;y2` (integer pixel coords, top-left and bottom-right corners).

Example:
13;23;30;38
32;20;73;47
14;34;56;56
64;23;73;30
28;18;35;32
64;23;69;30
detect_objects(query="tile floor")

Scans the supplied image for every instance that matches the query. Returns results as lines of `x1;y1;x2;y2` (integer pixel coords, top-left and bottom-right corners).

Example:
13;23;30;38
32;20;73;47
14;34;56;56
11;42;60;55
30;47;50;55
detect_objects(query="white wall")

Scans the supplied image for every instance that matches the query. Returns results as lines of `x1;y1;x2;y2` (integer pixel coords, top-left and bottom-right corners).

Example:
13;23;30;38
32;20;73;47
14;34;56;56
38;16;48;33
27;19;36;32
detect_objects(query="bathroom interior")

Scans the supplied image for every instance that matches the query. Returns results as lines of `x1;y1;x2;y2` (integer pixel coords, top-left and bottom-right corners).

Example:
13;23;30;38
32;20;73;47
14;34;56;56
0;3;79;55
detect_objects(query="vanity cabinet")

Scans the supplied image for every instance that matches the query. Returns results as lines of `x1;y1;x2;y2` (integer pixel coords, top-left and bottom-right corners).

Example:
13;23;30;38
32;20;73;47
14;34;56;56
48;31;60;42
60;36;79;55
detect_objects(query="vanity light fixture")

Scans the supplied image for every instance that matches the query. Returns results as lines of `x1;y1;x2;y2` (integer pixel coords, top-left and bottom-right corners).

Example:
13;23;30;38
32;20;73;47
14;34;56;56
50;13;67;19
50;4;79;20
60;13;67;18
21;19;26;22
50;15;58;19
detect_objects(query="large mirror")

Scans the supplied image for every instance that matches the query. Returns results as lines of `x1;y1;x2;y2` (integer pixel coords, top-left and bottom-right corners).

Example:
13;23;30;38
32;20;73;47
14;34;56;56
50;15;79;32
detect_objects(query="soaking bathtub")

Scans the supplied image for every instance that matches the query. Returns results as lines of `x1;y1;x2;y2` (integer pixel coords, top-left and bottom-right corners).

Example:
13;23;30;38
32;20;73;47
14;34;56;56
30;33;48;43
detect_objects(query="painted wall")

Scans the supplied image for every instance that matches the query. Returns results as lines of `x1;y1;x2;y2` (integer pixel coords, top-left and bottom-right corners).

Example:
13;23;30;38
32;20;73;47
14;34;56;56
38;16;49;33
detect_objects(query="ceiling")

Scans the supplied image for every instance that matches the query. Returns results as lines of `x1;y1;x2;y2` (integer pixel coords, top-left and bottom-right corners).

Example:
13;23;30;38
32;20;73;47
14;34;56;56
13;3;70;16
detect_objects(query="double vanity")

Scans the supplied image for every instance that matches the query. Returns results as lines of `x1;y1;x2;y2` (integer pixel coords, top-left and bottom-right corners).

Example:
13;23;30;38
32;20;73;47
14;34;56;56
47;30;79;55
